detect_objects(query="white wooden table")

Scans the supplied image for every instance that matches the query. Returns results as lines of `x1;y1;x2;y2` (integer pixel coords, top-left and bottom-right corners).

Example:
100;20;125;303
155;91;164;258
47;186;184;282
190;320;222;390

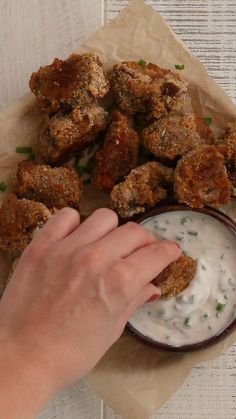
1;1;236;418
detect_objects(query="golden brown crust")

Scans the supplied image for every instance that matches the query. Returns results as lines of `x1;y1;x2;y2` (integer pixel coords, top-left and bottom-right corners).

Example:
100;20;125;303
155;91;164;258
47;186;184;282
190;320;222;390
92;111;139;192
109;61;188;119
38;105;108;165
215;122;236;187
142;113;203;160
175;145;232;208
0;195;51;253
195;117;215;144
15;160;82;209
152;255;197;299
29;53;109;115
110;161;174;218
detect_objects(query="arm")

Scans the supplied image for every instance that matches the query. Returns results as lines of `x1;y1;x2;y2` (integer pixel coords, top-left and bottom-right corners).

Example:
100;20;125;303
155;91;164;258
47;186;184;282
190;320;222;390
0;208;180;418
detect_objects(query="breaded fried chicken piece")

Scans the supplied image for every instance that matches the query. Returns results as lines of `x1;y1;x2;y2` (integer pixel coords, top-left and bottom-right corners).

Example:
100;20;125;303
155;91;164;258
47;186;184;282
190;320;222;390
109;61;188;119
0;195;51;253
195;117;214;144
175;145;231;208
38;105;108;165
15;160;82;209
215;121;236;188
29;53;109;115
152;255;197;299
92;111;139;192
111;162;174;218
142;113;203;160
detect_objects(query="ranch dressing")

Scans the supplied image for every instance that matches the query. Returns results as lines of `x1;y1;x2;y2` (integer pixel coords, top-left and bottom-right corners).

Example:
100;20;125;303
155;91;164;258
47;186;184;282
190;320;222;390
129;211;236;346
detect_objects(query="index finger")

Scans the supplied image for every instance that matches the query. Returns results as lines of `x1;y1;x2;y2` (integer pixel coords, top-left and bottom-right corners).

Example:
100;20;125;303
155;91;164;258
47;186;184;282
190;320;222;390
109;240;181;300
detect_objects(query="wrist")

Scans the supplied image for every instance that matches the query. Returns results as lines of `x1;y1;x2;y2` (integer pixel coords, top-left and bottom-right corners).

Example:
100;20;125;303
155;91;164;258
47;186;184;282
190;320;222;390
0;329;57;419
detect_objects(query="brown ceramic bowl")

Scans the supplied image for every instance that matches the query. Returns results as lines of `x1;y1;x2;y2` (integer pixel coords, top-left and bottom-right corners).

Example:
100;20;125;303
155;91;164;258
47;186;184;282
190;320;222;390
126;204;236;352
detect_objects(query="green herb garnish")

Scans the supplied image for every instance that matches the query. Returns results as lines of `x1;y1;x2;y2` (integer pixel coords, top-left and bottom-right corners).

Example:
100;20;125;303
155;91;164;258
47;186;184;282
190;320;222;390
138;59;146;65
208;325;212;330
201;265;207;271
75;164;85;177
84;157;93;174
175;64;185;70
204;116;212;126
202;313;209;320
0;182;7;192
220;253;224;260
175;236;184;242
83;178;91;185
188;230;198;236
216;302;226;314
16;146;33;154
184;317;191;326
28;153;35;161
158;227;167;232
107;102;115;118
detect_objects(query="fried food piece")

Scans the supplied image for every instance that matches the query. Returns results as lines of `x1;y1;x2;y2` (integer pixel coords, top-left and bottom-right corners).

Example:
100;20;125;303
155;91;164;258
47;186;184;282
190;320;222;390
142;113;203;160
92;111;139;192
152;255;197;299
0;195;51;253
111;162;174;218
215;122;236;188
15;160;82;209
195;117;214;144
175;145;231;208
29;53;109;114
38;105;108;164
109;61;188;119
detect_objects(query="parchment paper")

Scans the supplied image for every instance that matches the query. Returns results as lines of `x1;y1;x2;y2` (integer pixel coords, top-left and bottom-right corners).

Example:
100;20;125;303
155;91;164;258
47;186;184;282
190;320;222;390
0;0;236;418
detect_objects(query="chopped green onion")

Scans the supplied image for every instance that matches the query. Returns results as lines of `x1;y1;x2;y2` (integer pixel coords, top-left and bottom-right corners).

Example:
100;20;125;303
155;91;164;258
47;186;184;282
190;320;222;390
165;220;170;224
16;146;33;154
181;216;190;225
220;253;224;260
175;64;185;70
191;295;196;302
0;182;7;191
75;165;85;177
84;157;93;174
208;325;212;330
188;230;198;236
216;302;226;314
107;102;115;117
138;59;146;65
158;227;167;232
28;153;35;161
204;116;212;126
202;313;209;320
175;236;183;242
184;317;191;326
83;178;91;185
201;265;207;271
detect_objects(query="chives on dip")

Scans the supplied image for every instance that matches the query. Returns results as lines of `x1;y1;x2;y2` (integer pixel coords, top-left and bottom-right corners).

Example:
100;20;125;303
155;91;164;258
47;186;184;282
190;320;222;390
129;210;236;347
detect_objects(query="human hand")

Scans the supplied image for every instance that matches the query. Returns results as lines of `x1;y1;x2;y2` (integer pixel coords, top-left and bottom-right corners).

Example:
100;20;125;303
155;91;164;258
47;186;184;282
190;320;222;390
0;208;180;417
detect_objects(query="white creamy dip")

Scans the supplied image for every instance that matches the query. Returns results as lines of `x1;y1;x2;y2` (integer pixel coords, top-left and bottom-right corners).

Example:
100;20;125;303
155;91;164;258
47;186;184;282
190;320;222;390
129;210;236;347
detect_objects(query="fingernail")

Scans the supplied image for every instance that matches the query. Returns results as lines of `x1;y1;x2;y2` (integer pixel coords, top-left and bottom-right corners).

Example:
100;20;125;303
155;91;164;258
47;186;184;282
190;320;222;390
171;240;181;249
148;293;161;302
